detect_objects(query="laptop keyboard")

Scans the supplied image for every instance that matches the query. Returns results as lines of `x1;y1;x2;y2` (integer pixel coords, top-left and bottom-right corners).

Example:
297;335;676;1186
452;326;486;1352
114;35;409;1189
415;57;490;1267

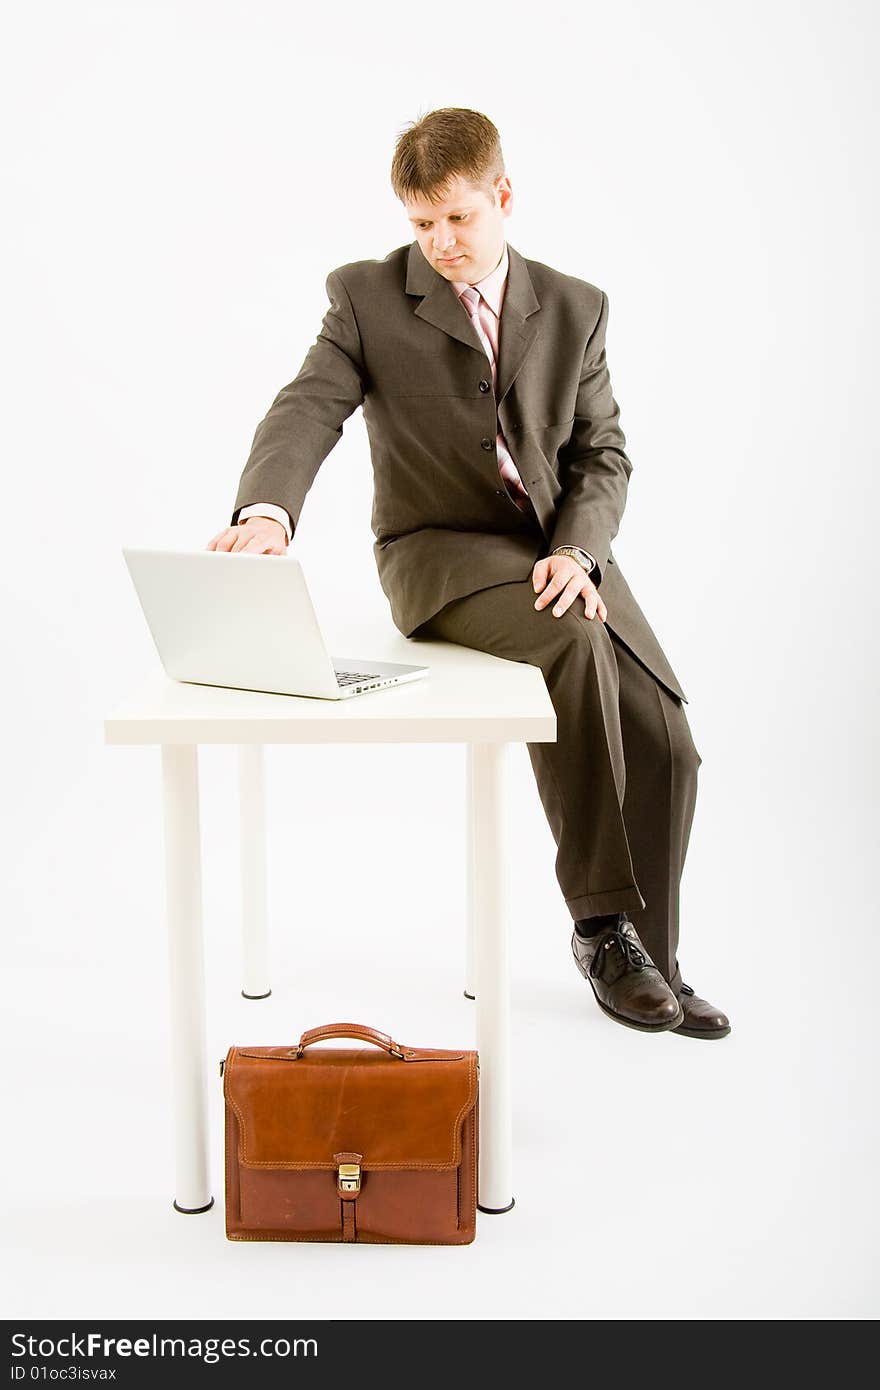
334;668;385;687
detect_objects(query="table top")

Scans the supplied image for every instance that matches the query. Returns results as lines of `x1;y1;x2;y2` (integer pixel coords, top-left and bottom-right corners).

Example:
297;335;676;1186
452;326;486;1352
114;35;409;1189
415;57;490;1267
104;636;556;745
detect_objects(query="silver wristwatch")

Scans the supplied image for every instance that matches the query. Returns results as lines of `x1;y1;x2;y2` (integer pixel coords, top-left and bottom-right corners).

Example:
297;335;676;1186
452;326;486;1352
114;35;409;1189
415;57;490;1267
552;545;598;577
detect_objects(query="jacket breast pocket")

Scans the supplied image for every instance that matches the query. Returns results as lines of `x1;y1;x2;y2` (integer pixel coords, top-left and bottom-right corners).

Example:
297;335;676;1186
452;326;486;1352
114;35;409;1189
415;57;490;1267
513;414;575;436
526;416;576;459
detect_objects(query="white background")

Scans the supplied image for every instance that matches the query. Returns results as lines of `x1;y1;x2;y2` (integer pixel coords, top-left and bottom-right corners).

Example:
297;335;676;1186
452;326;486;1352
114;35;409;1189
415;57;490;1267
1;0;877;1321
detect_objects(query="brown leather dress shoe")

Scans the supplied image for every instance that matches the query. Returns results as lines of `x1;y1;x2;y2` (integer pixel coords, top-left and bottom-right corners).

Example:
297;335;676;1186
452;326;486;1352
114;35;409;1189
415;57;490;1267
671;982;731;1040
571;916;685;1033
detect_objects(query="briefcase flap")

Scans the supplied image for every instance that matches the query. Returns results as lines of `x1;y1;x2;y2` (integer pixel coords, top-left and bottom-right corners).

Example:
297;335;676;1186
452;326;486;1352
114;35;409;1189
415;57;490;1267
224;1044;478;1170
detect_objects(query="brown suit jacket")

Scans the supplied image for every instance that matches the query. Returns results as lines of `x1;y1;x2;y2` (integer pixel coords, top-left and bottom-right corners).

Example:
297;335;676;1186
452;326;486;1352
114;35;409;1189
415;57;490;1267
231;239;687;702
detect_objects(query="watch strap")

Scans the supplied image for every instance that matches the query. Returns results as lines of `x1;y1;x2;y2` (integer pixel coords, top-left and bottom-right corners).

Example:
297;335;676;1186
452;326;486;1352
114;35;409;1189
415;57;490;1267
552;545;598;576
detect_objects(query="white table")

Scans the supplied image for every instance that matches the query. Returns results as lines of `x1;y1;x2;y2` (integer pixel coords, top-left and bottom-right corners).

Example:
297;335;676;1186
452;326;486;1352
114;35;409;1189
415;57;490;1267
104;632;556;1216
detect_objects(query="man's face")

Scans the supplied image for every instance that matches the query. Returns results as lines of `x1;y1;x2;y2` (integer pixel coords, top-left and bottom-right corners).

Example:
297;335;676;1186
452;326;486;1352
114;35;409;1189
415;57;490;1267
405;174;513;284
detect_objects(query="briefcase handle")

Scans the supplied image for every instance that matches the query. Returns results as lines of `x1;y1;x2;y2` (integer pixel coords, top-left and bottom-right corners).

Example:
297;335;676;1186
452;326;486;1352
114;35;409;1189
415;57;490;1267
293;1022;406;1059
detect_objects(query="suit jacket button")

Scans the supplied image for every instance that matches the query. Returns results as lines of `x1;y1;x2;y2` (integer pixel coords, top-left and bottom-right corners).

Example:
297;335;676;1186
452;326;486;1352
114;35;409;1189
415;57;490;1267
480;437;494;450
479;380;490;392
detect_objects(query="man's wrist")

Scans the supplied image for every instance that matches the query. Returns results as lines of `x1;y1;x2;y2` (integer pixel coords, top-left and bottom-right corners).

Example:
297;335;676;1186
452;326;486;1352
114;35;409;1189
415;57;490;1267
551;544;598;578
236;503;292;543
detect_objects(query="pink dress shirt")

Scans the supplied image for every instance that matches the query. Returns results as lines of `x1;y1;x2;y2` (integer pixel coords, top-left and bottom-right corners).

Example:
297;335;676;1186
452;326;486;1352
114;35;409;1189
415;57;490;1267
451;242;536;514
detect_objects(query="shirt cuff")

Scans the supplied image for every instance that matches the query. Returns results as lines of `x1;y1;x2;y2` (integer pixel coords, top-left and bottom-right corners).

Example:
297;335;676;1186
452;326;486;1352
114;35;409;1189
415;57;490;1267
237;503;292;544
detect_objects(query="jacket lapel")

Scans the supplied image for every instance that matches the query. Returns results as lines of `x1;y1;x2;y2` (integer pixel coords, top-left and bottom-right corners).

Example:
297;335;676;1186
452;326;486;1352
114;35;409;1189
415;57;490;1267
405;240;541;407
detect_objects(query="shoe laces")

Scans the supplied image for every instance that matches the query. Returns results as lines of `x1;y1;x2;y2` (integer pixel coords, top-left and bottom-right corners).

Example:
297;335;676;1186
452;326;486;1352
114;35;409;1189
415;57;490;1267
590;926;647;979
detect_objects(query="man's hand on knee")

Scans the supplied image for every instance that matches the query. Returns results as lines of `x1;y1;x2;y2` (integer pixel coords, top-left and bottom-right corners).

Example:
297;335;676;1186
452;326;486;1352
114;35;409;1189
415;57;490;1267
532;555;607;622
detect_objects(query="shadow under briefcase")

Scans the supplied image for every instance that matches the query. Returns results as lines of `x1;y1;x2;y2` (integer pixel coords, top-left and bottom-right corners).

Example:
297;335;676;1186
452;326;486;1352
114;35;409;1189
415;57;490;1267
222;1022;479;1244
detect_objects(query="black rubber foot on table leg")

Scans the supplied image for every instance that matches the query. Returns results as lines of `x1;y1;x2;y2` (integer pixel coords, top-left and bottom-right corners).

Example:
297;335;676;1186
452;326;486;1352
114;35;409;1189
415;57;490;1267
477;1197;516;1214
242;989;272;999
173;1196;215;1215
463;990;475;1000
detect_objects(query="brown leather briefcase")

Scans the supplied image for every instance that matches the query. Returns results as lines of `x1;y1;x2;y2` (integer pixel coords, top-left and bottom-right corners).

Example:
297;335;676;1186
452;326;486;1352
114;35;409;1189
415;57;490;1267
222;1022;479;1244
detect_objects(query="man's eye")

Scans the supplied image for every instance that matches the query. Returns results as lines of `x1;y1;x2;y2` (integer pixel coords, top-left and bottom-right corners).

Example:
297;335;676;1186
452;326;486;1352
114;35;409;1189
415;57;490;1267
417;215;467;228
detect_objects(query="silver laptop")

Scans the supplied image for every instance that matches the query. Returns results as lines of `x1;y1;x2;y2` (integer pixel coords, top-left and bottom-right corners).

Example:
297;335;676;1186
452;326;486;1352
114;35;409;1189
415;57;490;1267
122;547;430;700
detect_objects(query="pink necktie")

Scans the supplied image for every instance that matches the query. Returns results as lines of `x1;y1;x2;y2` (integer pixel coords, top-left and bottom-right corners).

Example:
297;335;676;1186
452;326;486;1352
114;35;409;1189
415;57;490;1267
459;286;534;513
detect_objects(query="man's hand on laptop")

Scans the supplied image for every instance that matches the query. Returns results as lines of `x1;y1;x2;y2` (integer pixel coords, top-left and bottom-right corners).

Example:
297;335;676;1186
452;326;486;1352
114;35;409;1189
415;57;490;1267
206;516;288;554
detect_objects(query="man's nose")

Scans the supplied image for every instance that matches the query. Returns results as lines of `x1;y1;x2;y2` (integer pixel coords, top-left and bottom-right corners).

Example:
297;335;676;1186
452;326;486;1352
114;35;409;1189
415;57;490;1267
433;229;455;252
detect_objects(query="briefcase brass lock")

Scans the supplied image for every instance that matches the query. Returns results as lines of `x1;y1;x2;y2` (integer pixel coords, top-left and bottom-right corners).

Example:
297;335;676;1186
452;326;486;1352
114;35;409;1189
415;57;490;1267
338;1162;361;1194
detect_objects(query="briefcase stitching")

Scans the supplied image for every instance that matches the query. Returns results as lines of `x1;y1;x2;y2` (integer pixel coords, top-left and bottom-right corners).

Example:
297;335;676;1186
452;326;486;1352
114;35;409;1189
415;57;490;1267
224;1051;478;1171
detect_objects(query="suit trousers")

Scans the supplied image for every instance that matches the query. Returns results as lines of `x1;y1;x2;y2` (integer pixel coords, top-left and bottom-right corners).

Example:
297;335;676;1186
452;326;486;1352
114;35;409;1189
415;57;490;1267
414;578;702;996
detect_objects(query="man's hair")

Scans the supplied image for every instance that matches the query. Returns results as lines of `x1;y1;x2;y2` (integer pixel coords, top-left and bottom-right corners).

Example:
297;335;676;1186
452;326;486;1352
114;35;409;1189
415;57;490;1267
390;107;505;206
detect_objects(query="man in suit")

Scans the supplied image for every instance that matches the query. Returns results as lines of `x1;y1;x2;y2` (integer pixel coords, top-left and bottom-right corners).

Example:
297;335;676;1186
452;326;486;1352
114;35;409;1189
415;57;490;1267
207;107;730;1041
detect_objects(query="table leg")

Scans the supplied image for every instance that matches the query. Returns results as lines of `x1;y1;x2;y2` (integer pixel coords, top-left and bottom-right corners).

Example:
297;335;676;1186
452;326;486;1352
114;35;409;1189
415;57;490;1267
464;745;476;1000
237;744;271;1000
471;742;515;1214
161;744;213;1214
